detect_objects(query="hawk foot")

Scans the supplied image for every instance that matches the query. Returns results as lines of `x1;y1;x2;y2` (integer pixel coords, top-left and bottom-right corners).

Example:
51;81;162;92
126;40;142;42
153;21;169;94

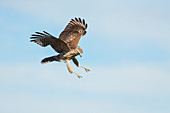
80;66;90;72
73;72;82;78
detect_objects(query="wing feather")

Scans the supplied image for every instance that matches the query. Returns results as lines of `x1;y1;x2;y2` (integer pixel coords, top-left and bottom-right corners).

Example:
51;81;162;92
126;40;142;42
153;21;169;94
59;17;87;48
78;18;82;23
75;18;79;22
83;19;85;25
30;31;70;53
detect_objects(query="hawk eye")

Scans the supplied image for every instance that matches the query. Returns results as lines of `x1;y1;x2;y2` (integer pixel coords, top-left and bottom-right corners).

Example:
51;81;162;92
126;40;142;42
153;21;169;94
78;30;84;34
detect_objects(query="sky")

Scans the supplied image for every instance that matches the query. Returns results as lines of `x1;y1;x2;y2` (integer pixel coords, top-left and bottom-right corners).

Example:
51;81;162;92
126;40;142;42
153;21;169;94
0;0;170;113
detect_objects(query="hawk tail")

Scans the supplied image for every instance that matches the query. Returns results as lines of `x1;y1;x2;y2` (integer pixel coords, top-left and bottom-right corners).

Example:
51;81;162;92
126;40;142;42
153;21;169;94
41;56;58;64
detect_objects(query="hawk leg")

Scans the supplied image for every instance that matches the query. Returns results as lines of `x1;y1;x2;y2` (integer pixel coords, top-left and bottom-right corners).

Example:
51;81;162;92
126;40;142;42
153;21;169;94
66;60;82;78
72;58;90;72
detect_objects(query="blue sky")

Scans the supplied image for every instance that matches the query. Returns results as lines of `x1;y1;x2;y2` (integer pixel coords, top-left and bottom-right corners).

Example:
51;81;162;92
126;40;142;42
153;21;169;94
0;0;170;113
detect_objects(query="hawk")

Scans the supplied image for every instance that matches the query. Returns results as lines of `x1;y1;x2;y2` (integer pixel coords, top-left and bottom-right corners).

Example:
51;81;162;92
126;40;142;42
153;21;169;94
30;17;90;78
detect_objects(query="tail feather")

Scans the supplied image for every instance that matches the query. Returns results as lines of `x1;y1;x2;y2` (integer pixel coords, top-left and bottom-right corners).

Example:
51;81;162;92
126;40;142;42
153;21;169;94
41;56;57;64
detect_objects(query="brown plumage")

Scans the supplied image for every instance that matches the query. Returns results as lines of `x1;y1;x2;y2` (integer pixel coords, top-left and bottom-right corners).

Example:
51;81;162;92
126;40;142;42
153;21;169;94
59;17;87;48
30;17;90;78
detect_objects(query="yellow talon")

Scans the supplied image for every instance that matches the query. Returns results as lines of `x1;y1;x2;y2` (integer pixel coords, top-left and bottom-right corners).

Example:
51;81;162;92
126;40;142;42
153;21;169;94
73;72;82;78
84;67;90;72
80;66;90;72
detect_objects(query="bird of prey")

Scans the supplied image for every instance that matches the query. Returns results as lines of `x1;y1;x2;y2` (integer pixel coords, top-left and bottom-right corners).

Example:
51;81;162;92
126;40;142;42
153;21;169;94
30;17;90;78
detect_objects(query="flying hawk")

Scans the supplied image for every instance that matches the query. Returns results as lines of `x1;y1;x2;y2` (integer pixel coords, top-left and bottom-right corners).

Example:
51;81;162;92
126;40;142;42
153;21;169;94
30;17;90;78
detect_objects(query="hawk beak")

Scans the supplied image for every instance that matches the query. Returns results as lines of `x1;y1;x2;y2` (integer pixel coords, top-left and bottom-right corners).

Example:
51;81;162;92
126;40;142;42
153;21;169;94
80;54;82;57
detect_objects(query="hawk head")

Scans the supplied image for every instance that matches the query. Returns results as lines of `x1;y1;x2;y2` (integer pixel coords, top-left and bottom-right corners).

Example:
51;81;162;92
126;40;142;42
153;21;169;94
77;29;87;35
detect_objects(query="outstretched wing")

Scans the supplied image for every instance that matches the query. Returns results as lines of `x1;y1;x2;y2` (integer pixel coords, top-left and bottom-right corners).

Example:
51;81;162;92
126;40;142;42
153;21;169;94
59;17;88;48
30;31;70;53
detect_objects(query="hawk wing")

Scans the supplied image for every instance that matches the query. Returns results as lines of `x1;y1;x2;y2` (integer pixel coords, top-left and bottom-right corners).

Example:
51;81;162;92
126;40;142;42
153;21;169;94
30;31;70;53
59;17;88;48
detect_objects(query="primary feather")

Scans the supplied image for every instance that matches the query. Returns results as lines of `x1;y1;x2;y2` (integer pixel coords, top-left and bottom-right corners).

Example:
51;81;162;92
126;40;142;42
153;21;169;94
30;31;70;53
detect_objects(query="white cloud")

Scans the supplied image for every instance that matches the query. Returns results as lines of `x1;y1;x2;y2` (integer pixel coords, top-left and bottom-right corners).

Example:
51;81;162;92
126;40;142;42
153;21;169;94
1;0;170;49
1;62;170;113
0;94;132;113
1;62;170;95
